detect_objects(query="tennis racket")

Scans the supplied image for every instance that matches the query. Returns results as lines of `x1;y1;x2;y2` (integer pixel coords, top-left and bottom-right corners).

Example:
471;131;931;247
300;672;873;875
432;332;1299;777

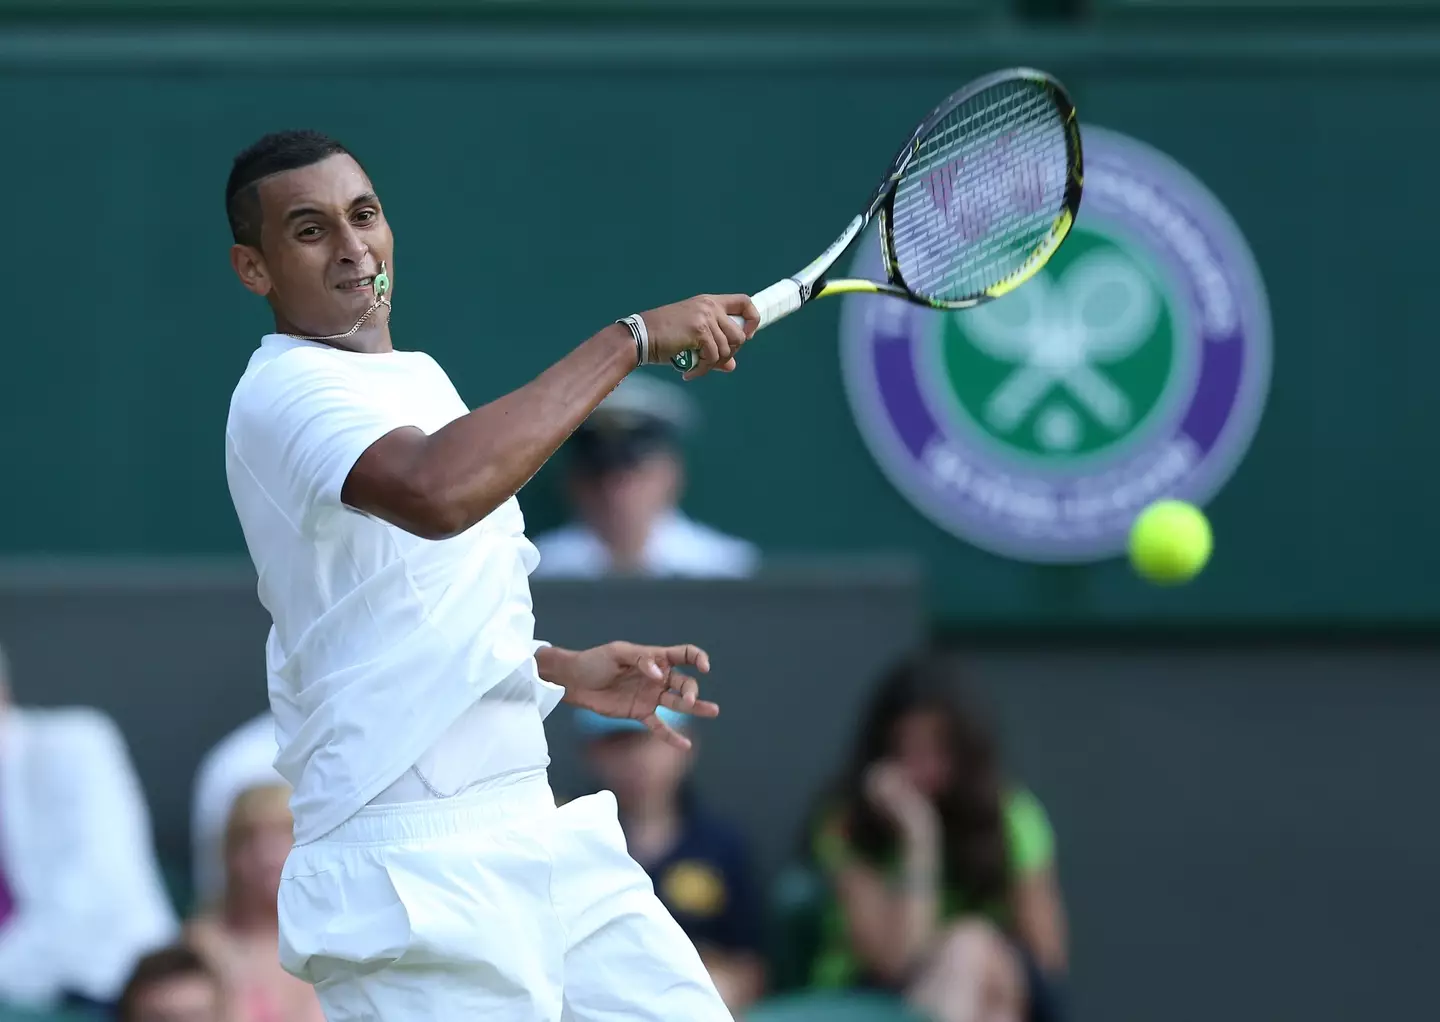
671;68;1083;374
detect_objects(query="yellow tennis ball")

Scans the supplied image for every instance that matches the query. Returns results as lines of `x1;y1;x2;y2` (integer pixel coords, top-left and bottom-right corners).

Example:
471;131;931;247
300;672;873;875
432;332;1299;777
1128;500;1212;585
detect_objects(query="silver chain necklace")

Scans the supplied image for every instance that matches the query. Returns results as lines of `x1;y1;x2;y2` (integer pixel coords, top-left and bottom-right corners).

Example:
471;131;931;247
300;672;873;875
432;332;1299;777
285;262;391;342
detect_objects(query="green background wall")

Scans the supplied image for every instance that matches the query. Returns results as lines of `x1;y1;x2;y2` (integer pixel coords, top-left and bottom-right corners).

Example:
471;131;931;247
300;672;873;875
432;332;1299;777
3;3;1439;626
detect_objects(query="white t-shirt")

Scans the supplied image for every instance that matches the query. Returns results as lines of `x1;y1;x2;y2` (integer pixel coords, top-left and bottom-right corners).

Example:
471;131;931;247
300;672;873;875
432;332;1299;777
224;334;562;845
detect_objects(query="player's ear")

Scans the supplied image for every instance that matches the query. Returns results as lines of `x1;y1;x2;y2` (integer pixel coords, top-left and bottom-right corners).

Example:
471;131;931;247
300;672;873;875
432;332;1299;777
230;243;273;297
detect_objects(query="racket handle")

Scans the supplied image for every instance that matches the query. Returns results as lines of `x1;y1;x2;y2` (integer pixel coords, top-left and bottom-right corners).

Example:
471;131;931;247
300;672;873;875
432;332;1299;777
671;279;803;373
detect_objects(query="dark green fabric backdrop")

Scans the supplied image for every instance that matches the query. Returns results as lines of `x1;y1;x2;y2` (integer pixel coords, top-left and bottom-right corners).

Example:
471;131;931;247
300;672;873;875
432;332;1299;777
2;13;1438;625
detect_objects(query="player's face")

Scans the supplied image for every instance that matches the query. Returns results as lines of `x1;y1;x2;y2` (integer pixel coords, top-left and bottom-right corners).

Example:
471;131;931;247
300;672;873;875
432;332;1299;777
230;153;394;343
891;710;953;798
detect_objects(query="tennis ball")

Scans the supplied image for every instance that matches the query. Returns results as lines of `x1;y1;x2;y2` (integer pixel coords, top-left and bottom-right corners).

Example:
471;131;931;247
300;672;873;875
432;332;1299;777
1127;500;1212;585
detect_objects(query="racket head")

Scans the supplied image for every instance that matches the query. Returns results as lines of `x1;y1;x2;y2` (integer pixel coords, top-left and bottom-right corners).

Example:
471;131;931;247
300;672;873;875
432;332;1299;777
873;69;1082;310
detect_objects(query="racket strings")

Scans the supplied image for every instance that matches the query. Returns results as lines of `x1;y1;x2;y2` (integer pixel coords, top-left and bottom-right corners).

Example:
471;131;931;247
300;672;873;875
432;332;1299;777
900;87;1065;281
890;82;1071;303
901;90;1065;292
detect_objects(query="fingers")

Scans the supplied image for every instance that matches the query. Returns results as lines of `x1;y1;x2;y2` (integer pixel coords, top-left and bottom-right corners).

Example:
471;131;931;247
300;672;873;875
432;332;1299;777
627;645;708;674
659;644;710;673
644;712;693;750
704;315;739;370
653;644;719;718
688;316;742;378
707;302;747;372
688;296;749;379
680;319;720;381
661;690;719;718
635;654;665;683
622;644;720;726
670;671;701;709
696;318;732;379
716;306;747;349
657;664;718;717
691;320;720;371
644;293;754;379
683;356;736;382
719;293;762;337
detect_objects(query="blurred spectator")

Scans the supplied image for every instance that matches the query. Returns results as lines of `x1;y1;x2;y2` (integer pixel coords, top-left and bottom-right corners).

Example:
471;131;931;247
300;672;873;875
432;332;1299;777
531;375;759;578
575;707;765;1013
807;654;1068;1022
0;641;178;1009
192;713;282;909
185;783;323;1022
118;946;224;1022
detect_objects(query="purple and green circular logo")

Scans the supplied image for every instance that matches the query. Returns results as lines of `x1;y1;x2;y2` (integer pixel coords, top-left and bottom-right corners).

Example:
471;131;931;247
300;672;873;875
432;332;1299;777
840;125;1272;563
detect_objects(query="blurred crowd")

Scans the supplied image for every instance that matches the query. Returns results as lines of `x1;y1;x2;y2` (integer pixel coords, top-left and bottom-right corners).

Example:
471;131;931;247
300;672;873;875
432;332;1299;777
0;378;1067;1022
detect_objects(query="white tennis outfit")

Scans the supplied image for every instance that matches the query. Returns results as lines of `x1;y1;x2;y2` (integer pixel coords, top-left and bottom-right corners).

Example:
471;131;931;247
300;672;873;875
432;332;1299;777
225;334;729;1022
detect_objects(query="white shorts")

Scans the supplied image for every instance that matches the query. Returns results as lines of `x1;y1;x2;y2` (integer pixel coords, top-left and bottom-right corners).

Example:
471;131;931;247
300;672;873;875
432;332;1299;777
278;773;732;1022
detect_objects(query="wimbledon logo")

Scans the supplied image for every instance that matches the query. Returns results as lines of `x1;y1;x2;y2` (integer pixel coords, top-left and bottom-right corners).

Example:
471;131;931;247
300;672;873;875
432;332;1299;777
840;125;1272;563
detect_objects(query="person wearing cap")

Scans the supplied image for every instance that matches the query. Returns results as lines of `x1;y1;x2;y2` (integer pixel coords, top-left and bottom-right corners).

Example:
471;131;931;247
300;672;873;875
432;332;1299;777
532;376;759;579
573;706;765;1013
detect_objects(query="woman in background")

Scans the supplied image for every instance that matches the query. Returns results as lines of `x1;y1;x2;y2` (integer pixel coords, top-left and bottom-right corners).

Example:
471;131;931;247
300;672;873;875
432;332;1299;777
809;653;1068;1022
186;783;324;1022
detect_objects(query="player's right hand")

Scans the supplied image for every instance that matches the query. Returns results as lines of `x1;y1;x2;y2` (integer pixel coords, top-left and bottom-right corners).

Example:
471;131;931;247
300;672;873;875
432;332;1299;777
641;294;760;380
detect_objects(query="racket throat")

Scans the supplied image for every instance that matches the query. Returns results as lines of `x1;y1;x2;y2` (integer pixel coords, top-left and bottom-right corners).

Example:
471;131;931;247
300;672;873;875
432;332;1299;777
796;214;865;290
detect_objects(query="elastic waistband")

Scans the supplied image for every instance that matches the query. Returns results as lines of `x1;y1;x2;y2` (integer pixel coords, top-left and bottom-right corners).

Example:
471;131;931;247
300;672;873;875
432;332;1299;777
304;768;554;847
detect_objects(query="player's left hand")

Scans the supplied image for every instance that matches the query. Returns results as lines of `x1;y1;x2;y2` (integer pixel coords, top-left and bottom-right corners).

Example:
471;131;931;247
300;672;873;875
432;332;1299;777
559;642;717;748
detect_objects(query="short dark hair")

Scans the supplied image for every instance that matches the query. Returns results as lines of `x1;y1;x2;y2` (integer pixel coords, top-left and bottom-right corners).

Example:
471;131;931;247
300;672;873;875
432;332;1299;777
225;129;356;248
118;946;219;1022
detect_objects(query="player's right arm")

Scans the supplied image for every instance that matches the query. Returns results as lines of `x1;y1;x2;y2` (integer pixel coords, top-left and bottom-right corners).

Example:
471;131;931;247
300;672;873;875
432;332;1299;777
343;294;757;540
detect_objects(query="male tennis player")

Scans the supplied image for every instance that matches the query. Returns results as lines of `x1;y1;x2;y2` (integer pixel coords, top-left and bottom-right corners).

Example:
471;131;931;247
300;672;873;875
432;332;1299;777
222;129;758;1022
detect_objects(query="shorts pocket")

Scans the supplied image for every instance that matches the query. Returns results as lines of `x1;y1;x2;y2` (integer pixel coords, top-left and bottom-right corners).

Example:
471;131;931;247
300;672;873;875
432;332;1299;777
280;829;564;989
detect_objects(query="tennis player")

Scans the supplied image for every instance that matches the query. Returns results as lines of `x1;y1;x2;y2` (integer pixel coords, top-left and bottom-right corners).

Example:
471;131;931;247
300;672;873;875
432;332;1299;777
221;129;758;1022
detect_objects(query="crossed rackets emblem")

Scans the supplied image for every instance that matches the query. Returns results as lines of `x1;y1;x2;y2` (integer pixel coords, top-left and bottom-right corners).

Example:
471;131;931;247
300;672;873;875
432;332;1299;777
961;249;1162;447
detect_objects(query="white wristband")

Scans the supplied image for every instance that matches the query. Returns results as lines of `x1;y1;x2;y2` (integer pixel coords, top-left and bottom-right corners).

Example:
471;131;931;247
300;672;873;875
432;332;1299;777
617;314;650;366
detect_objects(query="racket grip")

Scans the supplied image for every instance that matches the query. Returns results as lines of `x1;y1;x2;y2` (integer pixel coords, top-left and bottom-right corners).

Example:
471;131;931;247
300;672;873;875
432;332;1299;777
671;279;803;373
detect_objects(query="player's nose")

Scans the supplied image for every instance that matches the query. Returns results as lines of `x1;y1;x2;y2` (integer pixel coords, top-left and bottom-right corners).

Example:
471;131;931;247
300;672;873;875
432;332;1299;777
333;224;369;264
